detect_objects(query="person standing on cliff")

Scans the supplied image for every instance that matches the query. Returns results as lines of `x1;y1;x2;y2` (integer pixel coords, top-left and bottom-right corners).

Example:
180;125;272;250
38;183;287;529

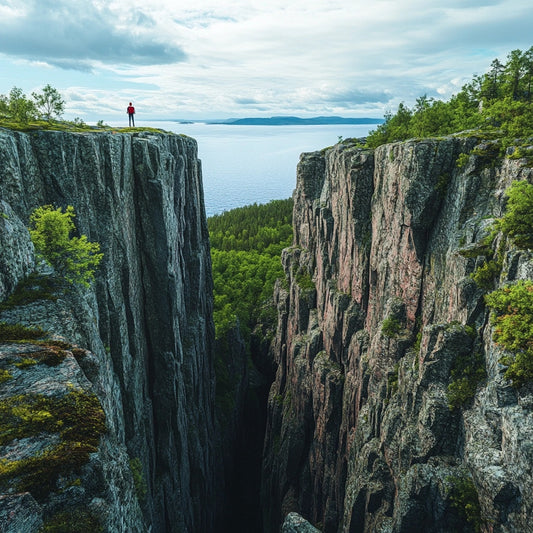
127;102;135;127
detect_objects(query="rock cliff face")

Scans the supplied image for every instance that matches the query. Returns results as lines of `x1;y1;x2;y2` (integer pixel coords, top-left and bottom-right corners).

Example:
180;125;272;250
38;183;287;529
0;129;215;532
262;137;533;532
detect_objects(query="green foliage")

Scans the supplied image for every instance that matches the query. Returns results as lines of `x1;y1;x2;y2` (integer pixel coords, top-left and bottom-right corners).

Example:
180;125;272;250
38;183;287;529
293;268;315;291
456;153;470;168
471;257;503;290
0;272;60;311
129;457;147;501
208;199;293;253
0;389;106;499
0;321;45;342
31;84;65;121
0;85;65;124
498;180;533;249
209;199;293;341
485;280;533;387
447;475;483;532
40;507;103;533
0;87;37;123
366;47;533;150
0;369;12;383
381;316;402;338
29;205;103;287
448;351;486;410
387;363;400;395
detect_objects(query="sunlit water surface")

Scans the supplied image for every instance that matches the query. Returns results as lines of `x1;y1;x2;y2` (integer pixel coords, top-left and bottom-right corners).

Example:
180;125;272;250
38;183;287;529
141;122;375;217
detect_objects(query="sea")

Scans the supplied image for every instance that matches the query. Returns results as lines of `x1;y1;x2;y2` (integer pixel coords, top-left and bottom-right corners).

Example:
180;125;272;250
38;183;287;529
143;121;376;218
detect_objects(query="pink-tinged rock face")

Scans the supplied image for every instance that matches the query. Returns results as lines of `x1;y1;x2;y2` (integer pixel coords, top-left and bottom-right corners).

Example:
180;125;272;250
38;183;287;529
262;136;533;532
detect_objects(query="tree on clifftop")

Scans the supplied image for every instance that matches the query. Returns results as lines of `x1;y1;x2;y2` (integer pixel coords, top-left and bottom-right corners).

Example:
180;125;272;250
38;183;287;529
32;84;65;121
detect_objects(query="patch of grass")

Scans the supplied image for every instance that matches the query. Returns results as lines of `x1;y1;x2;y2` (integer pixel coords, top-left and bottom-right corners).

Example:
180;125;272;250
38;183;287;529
13;358;38;369
0;322;45;342
40;507;103;533
0;390;106;499
0;368;13;383
0;273;61;311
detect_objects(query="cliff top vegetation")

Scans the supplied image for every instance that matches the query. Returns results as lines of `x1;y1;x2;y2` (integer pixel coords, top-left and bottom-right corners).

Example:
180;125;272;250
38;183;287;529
0;85;170;134
366;47;533;151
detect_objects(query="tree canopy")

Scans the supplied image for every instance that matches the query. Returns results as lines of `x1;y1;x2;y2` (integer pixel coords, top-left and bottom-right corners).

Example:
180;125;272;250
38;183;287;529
0;85;65;123
366;47;533;149
208;199;293;341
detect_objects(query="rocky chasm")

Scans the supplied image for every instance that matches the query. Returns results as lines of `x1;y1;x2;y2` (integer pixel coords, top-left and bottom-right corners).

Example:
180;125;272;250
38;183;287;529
0;128;532;533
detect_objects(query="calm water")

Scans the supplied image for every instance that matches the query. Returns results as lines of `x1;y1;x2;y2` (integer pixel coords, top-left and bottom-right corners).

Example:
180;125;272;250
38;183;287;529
144;122;375;217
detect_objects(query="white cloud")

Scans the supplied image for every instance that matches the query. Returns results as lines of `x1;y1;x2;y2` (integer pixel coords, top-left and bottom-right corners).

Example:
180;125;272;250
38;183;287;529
0;0;531;120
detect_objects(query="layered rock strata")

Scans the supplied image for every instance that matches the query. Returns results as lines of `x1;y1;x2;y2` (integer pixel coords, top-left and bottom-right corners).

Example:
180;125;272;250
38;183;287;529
0;129;215;532
263;137;533;532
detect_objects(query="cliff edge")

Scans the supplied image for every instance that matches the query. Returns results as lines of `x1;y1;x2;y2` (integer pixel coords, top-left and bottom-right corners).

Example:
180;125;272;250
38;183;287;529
263;136;533;532
0;129;215;532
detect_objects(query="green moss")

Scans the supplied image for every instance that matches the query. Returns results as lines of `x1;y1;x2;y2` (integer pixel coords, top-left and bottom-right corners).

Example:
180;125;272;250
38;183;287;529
13;357;39;369
387;363;400;396
40;507;103;533
0;390;106;499
129;457;147;501
0;368;12;383
0;273;61;311
436;172;451;197
0;322;45;342
292;265;315;291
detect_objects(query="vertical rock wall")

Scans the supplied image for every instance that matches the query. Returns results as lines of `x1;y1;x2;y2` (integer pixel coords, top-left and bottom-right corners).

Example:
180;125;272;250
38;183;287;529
0;129;215;532
263;137;533;532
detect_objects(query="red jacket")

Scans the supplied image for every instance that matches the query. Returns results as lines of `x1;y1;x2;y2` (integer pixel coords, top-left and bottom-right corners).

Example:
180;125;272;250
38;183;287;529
127;106;135;115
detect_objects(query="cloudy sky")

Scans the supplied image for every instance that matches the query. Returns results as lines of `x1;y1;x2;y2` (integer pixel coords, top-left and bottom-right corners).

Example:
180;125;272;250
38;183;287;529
0;0;531;122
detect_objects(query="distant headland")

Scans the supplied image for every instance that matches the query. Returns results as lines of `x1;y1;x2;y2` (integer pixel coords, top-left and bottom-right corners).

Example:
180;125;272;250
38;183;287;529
207;116;384;125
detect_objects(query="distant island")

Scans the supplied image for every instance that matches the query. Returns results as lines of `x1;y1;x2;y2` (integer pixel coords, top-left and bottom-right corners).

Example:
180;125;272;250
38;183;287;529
209;116;384;126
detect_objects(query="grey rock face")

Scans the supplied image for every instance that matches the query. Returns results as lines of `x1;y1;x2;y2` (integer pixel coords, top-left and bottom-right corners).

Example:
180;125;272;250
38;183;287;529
263;138;533;532
282;512;322;532
0;493;43;533
0;129;215;532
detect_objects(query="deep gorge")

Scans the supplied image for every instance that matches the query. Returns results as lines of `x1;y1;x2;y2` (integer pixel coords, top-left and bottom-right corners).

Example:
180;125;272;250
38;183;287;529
1;128;533;532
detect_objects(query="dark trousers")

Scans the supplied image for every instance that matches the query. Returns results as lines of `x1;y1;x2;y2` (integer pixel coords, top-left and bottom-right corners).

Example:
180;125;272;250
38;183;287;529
129;113;135;127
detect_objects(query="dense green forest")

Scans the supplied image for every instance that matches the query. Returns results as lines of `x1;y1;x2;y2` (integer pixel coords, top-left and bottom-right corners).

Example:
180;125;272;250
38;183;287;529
208;199;293;342
366;47;533;149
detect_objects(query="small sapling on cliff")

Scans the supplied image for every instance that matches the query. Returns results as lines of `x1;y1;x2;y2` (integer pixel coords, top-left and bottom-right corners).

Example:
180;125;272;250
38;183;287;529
29;205;103;287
